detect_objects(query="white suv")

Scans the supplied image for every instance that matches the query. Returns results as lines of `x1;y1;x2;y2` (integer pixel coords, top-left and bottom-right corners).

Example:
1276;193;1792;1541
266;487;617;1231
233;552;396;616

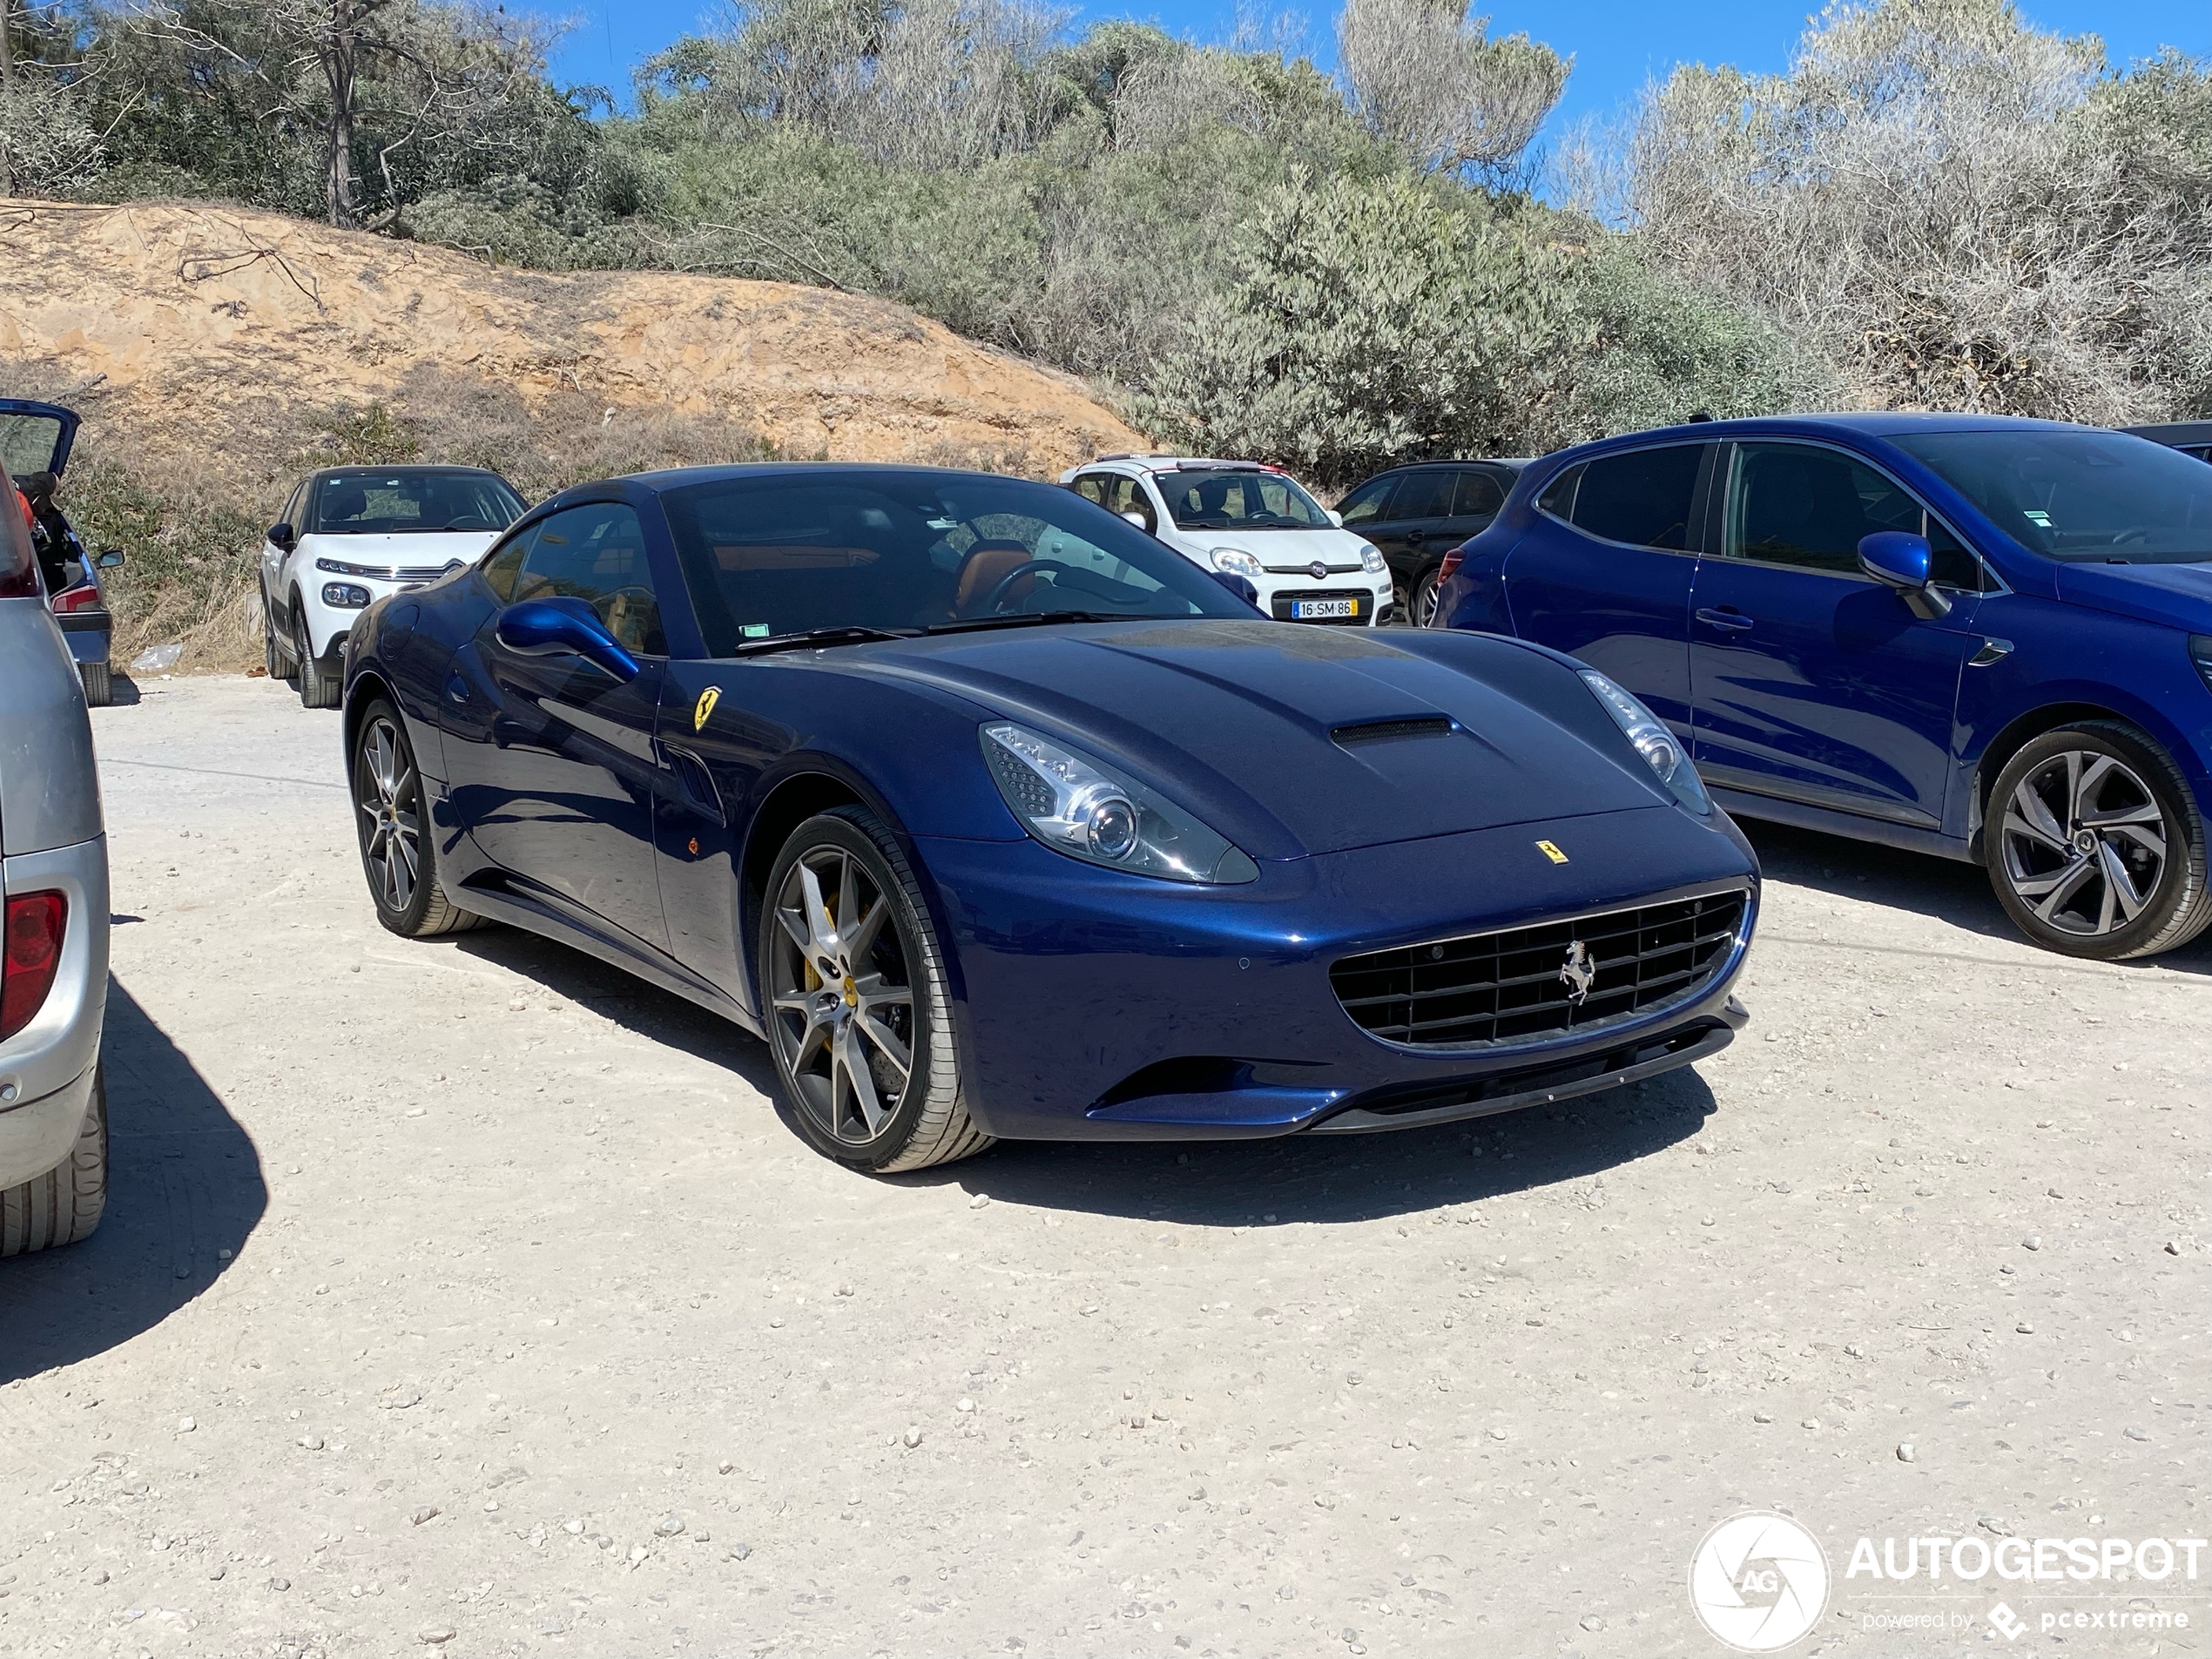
261;465;525;707
1060;456;1393;626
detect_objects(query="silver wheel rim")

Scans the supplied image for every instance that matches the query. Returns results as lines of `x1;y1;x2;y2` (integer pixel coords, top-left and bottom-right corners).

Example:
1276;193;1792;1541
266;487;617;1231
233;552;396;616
2000;749;2168;937
767;844;916;1145
1413;574;1439;627
356;715;421;913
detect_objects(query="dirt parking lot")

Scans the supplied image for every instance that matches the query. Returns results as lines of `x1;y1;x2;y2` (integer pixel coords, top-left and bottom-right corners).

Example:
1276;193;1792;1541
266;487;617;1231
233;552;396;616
3;673;2207;1657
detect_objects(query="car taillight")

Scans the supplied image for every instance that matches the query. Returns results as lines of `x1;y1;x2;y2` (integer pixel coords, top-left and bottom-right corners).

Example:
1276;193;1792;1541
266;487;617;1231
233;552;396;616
1;891;66;1041
51;583;102;614
1436;545;1467;589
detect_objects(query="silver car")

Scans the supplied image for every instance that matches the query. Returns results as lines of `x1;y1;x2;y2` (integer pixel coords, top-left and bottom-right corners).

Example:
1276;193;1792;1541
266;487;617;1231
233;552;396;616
1;479;109;1255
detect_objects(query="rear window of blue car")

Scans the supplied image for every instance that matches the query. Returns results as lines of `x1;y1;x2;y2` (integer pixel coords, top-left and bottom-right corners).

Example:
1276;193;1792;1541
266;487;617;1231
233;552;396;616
1539;444;1705;551
1894;429;2212;563
658;471;1251;654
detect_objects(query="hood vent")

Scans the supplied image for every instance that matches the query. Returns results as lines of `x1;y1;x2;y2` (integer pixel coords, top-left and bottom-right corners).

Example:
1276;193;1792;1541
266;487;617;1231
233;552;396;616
1331;717;1455;748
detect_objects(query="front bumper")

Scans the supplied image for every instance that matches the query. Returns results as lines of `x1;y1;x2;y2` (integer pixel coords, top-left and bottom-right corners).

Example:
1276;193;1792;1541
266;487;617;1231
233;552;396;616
919;803;1758;1141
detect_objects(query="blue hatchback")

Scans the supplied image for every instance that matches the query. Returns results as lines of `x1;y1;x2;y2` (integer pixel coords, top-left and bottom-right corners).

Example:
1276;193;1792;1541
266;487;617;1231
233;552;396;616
1434;415;2212;960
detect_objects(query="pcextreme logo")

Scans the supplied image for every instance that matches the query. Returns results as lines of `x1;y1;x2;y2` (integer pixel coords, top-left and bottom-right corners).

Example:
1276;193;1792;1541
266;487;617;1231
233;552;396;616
1689;1512;1832;1652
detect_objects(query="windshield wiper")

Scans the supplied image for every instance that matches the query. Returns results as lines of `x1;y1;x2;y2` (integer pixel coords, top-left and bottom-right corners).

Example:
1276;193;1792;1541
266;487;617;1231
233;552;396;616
923;610;1176;636
730;624;921;657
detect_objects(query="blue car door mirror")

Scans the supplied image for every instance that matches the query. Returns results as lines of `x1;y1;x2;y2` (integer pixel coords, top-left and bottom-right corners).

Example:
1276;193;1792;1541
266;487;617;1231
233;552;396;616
494;597;641;683
1858;531;1952;621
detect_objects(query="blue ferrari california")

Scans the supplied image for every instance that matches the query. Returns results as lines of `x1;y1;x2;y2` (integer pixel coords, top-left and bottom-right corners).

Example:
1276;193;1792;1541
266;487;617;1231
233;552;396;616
1434;415;2212;961
341;465;1757;1170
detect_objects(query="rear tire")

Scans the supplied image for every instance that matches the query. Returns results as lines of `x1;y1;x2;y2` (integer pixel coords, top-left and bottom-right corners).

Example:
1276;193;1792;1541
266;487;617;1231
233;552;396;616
0;1067;107;1258
1410;565;1442;628
1986;721;2212;960
79;660;112;707
759;807;991;1172
352;698;485;938
295;608;340;710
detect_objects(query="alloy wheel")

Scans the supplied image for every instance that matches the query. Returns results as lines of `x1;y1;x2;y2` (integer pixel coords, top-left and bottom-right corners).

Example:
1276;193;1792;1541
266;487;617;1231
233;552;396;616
355;715;422;914
766;845;917;1145
1999;749;2168;938
1412;570;1441;628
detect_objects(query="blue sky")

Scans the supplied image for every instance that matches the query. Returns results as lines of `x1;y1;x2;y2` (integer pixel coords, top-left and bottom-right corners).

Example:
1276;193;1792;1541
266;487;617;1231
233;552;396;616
546;0;2209;135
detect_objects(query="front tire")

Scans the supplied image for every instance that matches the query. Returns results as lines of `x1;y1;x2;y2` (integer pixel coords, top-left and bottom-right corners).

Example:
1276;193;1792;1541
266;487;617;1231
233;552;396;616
759;808;990;1172
1987;722;2212;960
295;607;340;710
352;699;483;938
0;1068;107;1257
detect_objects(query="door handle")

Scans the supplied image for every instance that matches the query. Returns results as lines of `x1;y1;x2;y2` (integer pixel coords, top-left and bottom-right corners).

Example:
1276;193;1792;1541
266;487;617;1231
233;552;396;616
1696;607;1755;632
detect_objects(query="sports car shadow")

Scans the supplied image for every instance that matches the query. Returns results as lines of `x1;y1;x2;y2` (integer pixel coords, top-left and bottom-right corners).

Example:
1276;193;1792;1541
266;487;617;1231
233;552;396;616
910;1067;1718;1226
453;918;1720;1224
1740;819;2212;978
0;981;266;1382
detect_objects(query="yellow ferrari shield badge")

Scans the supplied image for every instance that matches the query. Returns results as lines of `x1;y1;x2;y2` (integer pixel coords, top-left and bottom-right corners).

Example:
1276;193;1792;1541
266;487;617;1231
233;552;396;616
1534;840;1569;865
693;685;721;732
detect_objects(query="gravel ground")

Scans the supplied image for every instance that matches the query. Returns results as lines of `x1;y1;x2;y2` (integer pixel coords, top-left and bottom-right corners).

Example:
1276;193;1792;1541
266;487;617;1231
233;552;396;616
3;673;2207;1658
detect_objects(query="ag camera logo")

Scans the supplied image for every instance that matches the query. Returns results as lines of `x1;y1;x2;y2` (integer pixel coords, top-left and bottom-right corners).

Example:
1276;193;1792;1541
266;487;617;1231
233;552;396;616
1689;1512;1832;1652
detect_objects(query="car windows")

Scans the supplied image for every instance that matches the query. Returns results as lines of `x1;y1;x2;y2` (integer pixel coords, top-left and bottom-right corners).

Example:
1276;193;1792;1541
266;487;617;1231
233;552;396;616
1894;429;2212;564
1070;474;1111;507
1728;442;1984;587
1102;475;1157;535
1391;472;1455;522
512;502;665;655
1571;445;1703;550
1157;468;1330;529
1536;464;1581;519
1453;469;1506;517
480;524;536;603
660;471;1244;654
1336;475;1398;527
0;411;65;480
307;469;524;536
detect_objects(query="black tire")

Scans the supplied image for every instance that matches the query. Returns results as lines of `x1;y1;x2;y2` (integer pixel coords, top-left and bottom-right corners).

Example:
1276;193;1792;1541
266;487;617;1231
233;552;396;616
1410;565;1442;628
759;807;991;1173
79;660;112;707
352;698;485;938
1986;721;2212;961
0;1067;107;1257
295;606;341;710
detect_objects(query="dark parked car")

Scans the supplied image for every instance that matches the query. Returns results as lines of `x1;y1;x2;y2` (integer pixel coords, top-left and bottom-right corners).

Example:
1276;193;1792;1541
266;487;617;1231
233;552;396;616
2125;422;2212;463
1;399;124;705
1435;415;2212;961
341;464;1757;1172
1335;459;1525;626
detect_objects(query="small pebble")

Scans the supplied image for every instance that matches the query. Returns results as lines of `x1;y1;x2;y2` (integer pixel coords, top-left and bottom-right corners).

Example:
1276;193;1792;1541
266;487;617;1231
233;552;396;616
628;1545;650;1563
1752;1411;1774;1424
482;1501;500;1514
178;1416;196;1433
1897;1443;1916;1462
297;1435;324;1451
1802;1417;1820;1430
2017;1322;2034;1334
655;1515;685;1537
2125;1427;2149;1442
563;1519;585;1534
903;1426;922;1448
718;1460;734;1474
731;1543;752;1561
2165;1241;2182;1256
1580;1615;1606;1633
412;1506;441;1526
419;1630;455;1646
269;1577;290;1592
968;1193;990;1210
207;1565;225;1581
956;1398;975;1413
2022;1236;2041;1251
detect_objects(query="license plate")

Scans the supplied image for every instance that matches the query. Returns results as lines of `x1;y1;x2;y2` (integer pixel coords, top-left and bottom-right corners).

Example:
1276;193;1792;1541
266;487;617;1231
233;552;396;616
1292;597;1358;620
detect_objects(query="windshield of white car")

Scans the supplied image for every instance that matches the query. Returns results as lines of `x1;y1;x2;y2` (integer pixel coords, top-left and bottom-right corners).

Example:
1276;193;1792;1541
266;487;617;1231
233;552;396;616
1157;468;1331;530
305;470;525;536
660;470;1250;657
1892;430;2212;563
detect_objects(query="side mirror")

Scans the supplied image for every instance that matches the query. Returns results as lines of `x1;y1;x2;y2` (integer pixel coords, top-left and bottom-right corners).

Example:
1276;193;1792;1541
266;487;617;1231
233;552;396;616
96;548;125;570
1119;510;1153;534
1210;570;1261;609
1858;531;1952;621
268;523;295;551
1326;509;1345;529
494;597;640;683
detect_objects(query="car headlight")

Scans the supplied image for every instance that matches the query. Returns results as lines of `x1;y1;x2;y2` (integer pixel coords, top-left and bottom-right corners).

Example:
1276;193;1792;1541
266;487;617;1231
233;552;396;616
981;722;1260;884
322;583;372;609
1359;542;1386;574
2191;634;2212;692
1210;548;1264;579
1579;669;1710;813
315;556;383;578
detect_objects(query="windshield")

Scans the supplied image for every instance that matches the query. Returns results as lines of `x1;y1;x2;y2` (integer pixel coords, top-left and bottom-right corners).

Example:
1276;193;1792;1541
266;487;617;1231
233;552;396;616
0;412;66;481
307;469;523;535
660;471;1252;655
1157;468;1331;530
1892;429;2212;563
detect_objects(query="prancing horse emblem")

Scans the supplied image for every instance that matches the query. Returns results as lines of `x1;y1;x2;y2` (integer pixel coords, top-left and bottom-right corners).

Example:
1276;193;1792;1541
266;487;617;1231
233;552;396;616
1559;940;1595;1005
693;685;721;732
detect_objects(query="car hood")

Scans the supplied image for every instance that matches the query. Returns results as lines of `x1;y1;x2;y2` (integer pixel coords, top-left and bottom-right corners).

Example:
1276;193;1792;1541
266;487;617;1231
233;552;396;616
299;531;501;574
1174;526;1371;570
2056;559;2212;633
849;620;1665;860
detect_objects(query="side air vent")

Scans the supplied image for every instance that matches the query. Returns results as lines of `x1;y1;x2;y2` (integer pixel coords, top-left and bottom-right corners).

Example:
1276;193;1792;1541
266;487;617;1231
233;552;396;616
1331;717;1455;748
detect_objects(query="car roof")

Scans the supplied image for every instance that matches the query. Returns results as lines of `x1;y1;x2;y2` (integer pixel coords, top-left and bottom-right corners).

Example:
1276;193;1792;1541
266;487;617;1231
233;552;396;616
307;464;512;481
2123;421;2212;445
